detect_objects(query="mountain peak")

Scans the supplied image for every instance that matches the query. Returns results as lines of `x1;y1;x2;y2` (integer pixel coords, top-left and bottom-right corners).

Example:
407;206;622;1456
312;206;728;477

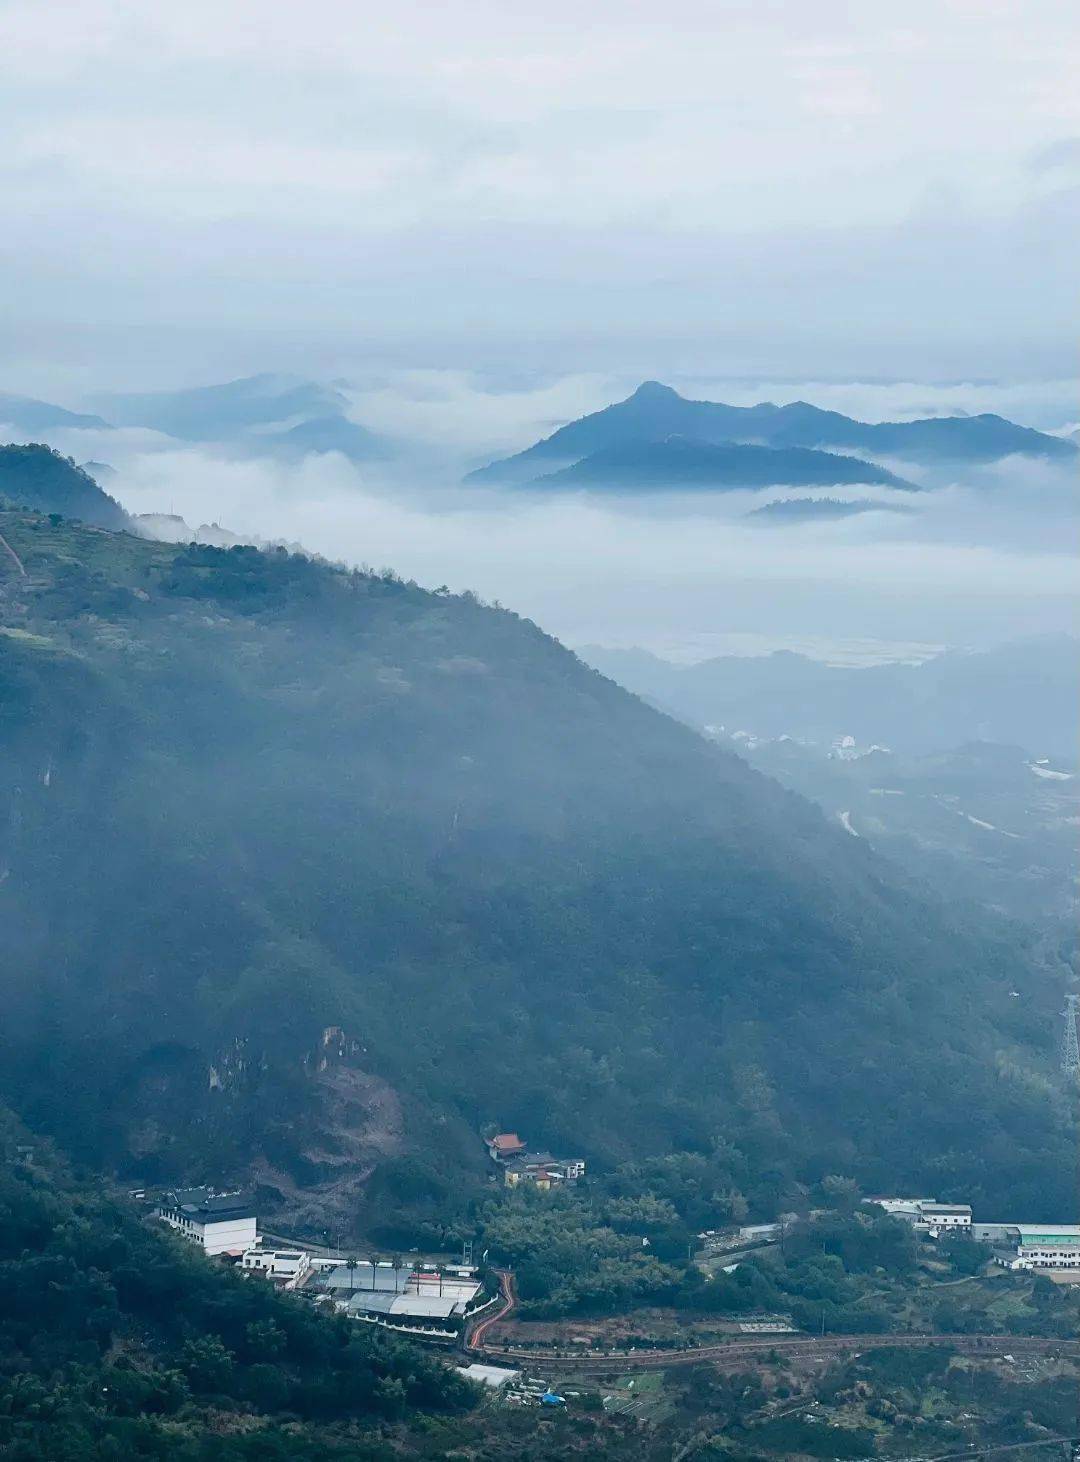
629;380;681;402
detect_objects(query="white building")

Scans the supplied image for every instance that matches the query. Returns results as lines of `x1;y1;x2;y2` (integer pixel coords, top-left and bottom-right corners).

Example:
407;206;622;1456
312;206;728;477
157;1188;257;1256
242;1248;310;1282
1014;1225;1080;1269
917;1202;972;1231
865;1197;935;1219
459;1363;520;1389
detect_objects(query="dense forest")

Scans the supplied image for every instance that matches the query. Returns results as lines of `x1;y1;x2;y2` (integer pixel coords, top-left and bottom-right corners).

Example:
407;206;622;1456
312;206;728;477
0;508;1074;1245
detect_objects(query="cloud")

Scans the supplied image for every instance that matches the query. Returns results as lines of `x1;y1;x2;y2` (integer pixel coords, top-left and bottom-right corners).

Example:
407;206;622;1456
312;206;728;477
1027;136;1080;174
79;415;1078;665
0;0;1076;380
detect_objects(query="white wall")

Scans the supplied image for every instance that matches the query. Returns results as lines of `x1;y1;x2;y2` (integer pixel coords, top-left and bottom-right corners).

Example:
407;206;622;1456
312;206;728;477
200;1216;258;1255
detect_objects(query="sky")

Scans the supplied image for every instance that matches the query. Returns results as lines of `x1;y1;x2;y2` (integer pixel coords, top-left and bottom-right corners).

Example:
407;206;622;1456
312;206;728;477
0;1;1077;666
1;0;1079;390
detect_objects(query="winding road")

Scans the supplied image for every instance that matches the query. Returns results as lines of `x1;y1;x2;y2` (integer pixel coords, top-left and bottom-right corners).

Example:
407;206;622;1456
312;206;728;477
465;1269;517;1352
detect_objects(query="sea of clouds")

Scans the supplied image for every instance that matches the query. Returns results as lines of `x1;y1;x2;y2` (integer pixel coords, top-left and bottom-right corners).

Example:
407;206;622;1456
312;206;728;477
3;369;1077;665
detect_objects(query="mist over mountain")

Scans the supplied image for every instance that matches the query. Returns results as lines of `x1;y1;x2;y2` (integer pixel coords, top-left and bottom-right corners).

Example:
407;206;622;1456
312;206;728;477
2;2;1078;1451
92;374;353;442
264;413;392;462
729;735;1078;927
0;509;1071;1239
0;392;112;434
750;496;914;521
578;637;1079;763
468;380;1076;486
525;438;916;493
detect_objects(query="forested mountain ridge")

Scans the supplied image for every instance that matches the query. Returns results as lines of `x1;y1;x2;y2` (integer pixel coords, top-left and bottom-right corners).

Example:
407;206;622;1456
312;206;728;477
0;510;1072;1240
467;381;1076;483
0;444;130;530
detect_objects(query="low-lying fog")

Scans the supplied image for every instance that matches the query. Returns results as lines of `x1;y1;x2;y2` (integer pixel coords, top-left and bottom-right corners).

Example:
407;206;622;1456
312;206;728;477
6;371;1078;664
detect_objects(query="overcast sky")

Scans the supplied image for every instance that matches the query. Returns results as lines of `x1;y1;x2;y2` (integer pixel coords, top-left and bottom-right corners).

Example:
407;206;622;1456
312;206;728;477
2;0;1078;392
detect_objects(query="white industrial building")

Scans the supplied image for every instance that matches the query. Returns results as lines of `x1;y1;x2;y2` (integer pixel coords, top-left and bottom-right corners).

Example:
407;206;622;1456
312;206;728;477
916;1202;972;1231
865;1197;971;1232
1014;1225;1080;1269
157;1188;257;1256
241;1248;310;1282
322;1259;483;1341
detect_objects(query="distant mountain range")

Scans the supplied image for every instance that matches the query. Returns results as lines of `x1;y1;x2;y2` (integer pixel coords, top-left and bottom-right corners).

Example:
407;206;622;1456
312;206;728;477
0;393;111;434
578;636;1079;762
0;375;397;464
0;445;129;530
527;437;916;492
267;412;391;461
468;380;1076;487
93;375;397;462
92;373;350;440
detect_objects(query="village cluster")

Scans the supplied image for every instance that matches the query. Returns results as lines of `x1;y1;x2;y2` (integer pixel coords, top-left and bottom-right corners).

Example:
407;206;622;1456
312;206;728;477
151;1185;489;1343
140;1137;1080;1376
697;1196;1080;1278
143;1129;583;1348
484;1131;586;1188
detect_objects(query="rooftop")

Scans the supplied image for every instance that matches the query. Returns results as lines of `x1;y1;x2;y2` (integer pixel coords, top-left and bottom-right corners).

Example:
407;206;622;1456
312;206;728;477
490;1133;525;1152
325;1262;410;1294
346;1292;460;1319
460;1363;520;1388
161;1187;256;1223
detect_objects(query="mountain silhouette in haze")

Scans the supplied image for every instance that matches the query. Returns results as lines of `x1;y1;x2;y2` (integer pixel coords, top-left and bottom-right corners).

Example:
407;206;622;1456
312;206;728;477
0;392;112;434
528;437;916;492
93;373;352;441
264;412;392;462
467;380;1076;485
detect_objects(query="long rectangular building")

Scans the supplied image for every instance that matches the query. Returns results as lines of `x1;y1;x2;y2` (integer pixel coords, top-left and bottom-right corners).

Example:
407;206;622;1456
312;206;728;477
1015;1225;1080;1269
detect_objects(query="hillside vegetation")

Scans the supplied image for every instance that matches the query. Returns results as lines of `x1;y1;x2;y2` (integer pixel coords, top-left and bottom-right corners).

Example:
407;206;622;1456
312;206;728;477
0;510;1073;1240
0;446;129;530
0;1109;480;1460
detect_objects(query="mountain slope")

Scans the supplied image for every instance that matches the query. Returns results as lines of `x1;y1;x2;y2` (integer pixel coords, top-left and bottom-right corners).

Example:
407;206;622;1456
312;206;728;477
265;412;392;461
467;381;1075;483
529;438;915;491
0;511;1071;1231
0;391;112;433
0;444;130;529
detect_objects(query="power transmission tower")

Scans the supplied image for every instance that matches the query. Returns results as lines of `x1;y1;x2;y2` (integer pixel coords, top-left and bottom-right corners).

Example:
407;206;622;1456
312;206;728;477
1062;993;1080;1082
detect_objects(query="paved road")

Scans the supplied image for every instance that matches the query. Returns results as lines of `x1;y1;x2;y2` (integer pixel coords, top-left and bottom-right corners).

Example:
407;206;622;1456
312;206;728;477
474;1331;1080;1374
466;1270;517;1352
